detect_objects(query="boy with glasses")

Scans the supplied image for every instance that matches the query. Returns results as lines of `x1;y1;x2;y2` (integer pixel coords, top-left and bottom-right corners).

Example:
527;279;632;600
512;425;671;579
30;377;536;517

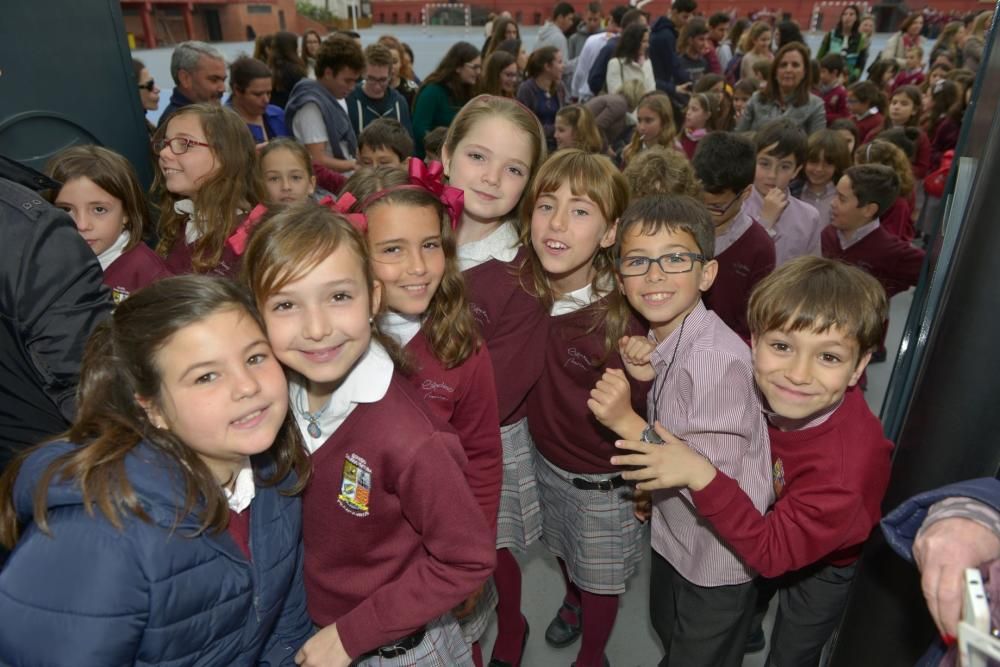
588;195;773;667
347;44;414;140
693;132;776;341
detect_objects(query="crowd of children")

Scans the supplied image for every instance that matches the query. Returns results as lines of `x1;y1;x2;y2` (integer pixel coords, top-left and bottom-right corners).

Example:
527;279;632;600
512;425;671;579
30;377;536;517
0;3;984;666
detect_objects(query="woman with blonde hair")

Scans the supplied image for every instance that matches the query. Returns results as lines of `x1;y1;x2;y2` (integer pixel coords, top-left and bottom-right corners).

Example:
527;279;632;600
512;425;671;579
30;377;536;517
962;11;992;73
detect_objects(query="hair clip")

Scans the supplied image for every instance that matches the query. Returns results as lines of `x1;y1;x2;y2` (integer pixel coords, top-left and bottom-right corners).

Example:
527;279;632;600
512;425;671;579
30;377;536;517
318;194;368;232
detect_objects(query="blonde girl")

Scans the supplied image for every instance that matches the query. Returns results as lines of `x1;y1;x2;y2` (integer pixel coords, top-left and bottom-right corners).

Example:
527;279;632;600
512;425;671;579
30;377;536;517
555;104;604;153
622;92;677;166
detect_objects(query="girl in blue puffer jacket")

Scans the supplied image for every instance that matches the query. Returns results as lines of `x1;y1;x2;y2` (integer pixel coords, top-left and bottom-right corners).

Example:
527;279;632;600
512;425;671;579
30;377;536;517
0;275;313;666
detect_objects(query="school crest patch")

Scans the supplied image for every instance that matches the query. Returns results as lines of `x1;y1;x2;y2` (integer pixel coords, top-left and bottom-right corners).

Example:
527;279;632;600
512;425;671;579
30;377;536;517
111;286;130;305
772;458;786;498
338;453;372;516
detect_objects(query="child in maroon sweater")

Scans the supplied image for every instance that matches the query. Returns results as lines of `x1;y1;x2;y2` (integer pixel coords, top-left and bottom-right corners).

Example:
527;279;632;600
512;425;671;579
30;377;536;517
816;53;849;126
693;132;776;341
46;145;171;303
823;164;925;298
244;204;495;666
613;256;894;666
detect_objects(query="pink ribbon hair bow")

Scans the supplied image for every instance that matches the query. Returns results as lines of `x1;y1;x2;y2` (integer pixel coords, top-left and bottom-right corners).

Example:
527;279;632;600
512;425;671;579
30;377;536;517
318;193;368;232
408;159;464;231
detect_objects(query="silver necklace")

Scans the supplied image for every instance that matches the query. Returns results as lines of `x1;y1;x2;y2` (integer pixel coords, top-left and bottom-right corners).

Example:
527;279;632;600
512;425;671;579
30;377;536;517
296;387;328;439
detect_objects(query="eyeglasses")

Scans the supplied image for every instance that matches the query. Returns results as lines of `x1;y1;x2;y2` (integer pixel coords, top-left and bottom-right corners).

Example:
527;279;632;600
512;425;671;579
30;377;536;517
366;76;390;85
617;252;706;276
153;137;212;155
138;79;156;92
464;63;483;72
703;192;743;216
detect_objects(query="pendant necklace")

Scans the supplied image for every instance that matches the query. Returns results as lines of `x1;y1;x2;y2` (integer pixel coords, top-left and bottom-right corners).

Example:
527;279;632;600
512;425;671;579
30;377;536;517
297;387;328;439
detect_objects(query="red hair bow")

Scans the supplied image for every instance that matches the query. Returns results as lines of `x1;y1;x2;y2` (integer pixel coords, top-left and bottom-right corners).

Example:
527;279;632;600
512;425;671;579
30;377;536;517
226;203;269;256
408;159;464;231
318;194;368;232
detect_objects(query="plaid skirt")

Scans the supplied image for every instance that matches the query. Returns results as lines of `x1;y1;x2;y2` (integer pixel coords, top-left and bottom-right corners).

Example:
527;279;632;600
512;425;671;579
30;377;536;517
534;450;644;595
495;418;543;551
459;577;499;643
353;614;473;667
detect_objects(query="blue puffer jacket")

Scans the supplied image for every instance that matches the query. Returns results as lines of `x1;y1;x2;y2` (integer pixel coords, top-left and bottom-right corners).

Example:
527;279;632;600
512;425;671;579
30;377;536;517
0;440;313;666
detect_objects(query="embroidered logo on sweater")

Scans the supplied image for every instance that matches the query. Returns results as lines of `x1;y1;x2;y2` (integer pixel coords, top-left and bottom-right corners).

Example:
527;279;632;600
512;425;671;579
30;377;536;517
772;458;786;498
470;303;490;325
565;347;593;370
421;379;455;401
111;286;130;305
338;453;372;516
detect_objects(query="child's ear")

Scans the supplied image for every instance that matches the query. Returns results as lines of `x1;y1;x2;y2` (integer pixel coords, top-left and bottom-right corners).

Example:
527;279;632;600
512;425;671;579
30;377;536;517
848;350;874;387
308;176;317;196
440;146;451;177
739;185;753;203
863;201;880;221
599;219;619;249
135;395;168;430
698;258;719;292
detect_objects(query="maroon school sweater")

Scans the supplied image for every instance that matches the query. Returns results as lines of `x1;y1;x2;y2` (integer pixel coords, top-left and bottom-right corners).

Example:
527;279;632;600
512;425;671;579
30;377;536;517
302;373;495;658
819;84;849;125
526;295;648;474
821;224;925;298
163;216;250;278
404;331;503;529
854;112;884;144
704;222;776;342
464;254;550;425
103;244;172;304
691;387;893;575
879;196;915;242
863;125;931;179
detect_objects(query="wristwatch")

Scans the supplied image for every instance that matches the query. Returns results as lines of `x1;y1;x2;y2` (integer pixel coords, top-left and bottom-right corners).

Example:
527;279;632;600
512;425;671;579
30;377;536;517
640;424;664;444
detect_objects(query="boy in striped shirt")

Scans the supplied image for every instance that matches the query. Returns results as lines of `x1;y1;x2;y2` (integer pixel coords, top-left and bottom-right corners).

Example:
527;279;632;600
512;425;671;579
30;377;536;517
614;256;894;666
588;194;773;667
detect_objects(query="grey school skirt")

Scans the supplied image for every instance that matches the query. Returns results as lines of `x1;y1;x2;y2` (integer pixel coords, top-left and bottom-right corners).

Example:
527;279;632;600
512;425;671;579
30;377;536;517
353;614;473;667
534;450;644;595
459;577;499;644
495;418;543;551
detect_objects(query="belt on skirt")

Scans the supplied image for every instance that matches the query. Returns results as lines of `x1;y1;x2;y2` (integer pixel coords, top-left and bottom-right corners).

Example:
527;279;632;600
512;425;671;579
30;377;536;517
361;627;427;659
571;475;628;491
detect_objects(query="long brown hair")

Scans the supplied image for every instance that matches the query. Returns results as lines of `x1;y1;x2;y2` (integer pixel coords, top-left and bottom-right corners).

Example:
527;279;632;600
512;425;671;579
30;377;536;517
241;202;408;369
346;168;481;368
762;42;813;106
518;150;632;360
417;41;480;108
623;92;677;166
153;104;264;273
45;145;150;253
480;50;517;97
0;276;310;549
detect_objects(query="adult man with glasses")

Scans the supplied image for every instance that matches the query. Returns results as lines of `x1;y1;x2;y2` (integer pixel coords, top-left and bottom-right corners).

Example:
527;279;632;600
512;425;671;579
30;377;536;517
347;44;414;140
692;132;776;341
158;41;227;128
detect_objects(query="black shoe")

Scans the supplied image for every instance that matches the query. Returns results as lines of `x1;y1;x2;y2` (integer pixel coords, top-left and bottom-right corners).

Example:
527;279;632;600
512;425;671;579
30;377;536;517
545;601;583;648
488;615;529;667
745;625;766;653
570;656;610;667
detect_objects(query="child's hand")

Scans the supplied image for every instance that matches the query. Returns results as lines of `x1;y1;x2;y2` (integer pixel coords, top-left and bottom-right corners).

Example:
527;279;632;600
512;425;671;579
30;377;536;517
632;488;653;522
760;187;789;226
619;336;656;381
296;623;351;667
610;422;718;492
588;369;646;439
452;583;485;619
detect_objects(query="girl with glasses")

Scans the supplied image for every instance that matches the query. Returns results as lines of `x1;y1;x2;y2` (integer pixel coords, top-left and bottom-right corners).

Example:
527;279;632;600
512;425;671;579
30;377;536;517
153;103;264;278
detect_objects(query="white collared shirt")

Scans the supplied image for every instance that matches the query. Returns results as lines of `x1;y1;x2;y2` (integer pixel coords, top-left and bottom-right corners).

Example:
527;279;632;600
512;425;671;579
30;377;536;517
97;231;130;270
224;458;256;513
381;311;421;347
837;218;881;250
290;340;394;452
550;277;612;315
174;199;204;244
457;221;519;271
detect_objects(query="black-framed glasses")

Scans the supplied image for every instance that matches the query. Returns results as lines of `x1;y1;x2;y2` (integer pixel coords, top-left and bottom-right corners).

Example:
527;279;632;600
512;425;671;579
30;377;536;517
138;79;156;92
153;137;212;155
618;252;707;276
703;192;743;216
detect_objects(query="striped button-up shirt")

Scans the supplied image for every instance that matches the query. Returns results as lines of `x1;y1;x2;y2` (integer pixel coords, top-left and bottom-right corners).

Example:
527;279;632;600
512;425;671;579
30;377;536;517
648;301;774;586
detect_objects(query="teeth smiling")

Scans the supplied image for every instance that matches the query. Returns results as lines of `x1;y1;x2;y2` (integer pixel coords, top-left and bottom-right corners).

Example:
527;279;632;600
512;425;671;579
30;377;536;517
232;409;262;425
644;293;671;302
546;240;568;250
402;284;427;292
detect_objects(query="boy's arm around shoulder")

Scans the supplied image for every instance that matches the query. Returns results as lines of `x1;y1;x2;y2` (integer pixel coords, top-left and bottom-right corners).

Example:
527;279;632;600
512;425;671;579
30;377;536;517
0;508;148;664
692;400;891;578
334;430;496;658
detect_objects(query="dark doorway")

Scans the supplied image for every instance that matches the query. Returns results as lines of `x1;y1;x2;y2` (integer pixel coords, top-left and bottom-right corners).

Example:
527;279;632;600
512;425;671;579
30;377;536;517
278;9;287;30
205;9;223;41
